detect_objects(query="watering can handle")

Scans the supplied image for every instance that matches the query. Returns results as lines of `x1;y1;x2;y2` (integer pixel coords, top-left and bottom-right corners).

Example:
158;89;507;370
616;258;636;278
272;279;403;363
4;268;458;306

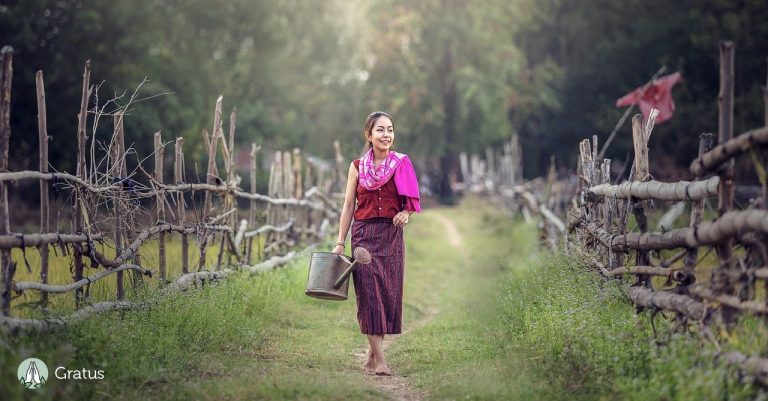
333;258;358;289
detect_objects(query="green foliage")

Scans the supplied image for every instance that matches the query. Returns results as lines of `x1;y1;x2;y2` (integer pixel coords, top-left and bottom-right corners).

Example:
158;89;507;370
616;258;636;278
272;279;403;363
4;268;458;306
0;0;367;173
511;0;768;176
5;0;765;196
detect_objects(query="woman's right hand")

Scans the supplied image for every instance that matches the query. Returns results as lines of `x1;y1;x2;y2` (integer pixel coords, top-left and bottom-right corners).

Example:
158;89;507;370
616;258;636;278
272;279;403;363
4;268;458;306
332;244;345;255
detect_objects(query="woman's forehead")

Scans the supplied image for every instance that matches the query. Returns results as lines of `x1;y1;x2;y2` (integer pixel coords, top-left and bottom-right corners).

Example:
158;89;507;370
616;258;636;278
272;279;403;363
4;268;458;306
373;116;393;127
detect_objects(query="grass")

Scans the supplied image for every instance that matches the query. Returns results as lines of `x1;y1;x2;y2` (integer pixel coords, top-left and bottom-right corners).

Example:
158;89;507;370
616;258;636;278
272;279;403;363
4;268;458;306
1;242;387;400
387;197;766;400
2;196;767;400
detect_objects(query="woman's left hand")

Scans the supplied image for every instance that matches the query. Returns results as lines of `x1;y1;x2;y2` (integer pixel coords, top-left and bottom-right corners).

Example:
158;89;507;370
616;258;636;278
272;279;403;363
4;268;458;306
393;211;410;228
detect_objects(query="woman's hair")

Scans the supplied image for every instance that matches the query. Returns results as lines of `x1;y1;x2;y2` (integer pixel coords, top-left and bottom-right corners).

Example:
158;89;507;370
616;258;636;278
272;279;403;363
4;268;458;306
363;111;395;149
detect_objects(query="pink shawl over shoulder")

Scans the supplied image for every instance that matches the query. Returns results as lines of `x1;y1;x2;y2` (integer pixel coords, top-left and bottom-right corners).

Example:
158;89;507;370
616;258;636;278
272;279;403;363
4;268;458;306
358;149;421;212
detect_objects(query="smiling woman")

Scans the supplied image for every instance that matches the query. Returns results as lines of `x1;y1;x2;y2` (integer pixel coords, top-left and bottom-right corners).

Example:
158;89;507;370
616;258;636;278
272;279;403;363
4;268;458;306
332;111;421;376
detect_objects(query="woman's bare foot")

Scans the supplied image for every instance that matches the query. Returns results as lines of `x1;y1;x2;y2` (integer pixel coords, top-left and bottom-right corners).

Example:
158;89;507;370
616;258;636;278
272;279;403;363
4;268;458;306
374;363;391;376
364;348;376;372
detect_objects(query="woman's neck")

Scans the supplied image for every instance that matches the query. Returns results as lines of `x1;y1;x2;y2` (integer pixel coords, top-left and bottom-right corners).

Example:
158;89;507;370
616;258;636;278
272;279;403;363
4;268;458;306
372;148;389;163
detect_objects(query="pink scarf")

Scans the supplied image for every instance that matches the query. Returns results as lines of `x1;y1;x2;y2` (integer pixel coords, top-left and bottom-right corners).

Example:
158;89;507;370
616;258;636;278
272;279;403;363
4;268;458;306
358;148;421;212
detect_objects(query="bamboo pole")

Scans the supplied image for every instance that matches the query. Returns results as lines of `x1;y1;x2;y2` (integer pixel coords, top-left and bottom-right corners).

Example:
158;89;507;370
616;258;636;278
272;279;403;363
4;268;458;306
36;70;50;306
631;114;651;287
204;95;223;219
202;128;218;178
591;135;599;183
200;97;222;271
715;41;737;325
14;264;152;293
601;159;612;254
112;111;125;299
73;59;90;307
282;150;292;254
293;148;303;199
227;108;236;233
304;160;314;238
689;126;768;176
220;108;237;268
0;233;104;248
625;286;708;321
265;153;278;257
175;137;188;274
584;209;768;251
587;176;719;201
247;143;259;263
684;133;715;274
293;148;305;239
154;132;166;281
333;140;344;193
0;47;13;316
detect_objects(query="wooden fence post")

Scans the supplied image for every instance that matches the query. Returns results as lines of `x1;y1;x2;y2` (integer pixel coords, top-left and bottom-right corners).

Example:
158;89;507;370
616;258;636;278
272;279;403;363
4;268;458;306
333;140;344;194
293;148;305;239
174;137;188;274
266;152;282;258
216;108;236;269
0;46;13;316
73;59;90;306
601;158;611;227
36;70;51;306
200;96;222;271
631;114;651;287
228;108;237;233
204;95;223;220
112;111;125;299
154;132;166;281
714;41;737;325
247;143;258;264
283;150;293;253
684;133;715;275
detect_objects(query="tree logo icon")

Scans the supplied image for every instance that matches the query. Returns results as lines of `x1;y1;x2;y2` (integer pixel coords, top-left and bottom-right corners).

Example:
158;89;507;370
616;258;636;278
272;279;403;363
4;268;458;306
17;358;48;389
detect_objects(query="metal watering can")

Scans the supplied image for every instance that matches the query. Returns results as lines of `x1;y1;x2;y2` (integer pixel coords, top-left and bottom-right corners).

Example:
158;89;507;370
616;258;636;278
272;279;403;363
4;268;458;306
305;247;371;301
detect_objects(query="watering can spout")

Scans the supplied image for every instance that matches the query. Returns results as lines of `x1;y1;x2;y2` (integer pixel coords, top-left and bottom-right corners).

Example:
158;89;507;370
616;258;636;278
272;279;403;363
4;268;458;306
332;247;372;289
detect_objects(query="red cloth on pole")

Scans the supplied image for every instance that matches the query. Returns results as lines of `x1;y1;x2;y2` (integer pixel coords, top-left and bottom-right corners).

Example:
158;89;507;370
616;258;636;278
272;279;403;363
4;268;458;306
616;72;682;123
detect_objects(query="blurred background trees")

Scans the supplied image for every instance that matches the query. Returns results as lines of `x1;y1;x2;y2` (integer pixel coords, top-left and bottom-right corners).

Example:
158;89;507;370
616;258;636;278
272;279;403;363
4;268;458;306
1;0;767;201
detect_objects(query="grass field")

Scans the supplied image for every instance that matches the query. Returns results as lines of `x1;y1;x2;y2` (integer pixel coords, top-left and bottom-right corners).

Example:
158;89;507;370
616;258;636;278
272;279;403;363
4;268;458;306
1;196;766;400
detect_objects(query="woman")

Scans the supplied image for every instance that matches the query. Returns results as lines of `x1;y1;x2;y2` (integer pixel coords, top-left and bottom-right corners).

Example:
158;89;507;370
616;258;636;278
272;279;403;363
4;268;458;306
332;111;421;376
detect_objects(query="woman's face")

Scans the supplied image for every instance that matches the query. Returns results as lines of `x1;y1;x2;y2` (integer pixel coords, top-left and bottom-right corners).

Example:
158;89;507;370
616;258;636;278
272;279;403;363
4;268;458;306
367;116;394;153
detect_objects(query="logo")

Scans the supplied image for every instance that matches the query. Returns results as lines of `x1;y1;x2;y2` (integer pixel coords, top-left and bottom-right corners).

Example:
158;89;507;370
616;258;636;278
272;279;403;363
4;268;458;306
18;358;48;389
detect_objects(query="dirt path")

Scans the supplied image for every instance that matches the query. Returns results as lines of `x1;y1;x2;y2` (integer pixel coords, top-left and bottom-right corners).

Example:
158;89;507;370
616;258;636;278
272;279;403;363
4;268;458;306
431;212;463;248
354;212;463;401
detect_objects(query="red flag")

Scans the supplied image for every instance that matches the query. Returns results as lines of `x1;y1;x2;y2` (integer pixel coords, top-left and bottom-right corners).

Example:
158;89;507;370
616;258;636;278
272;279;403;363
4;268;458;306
616;72;683;124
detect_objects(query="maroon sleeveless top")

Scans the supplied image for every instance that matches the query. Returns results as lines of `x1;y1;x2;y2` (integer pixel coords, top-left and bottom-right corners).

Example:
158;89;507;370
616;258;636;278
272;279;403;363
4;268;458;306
353;159;404;220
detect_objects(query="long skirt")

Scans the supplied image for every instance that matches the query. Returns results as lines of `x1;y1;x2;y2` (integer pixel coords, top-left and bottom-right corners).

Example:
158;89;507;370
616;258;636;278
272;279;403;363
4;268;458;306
350;217;405;335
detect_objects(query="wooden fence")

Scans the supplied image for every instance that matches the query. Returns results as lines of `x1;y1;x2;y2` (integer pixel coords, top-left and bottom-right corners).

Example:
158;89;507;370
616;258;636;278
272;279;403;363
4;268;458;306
457;134;573;250
569;41;768;383
0;47;341;333
460;41;768;385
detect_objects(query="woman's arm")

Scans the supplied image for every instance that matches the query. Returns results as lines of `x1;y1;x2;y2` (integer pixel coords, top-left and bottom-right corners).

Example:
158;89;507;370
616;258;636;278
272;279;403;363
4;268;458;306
332;162;358;254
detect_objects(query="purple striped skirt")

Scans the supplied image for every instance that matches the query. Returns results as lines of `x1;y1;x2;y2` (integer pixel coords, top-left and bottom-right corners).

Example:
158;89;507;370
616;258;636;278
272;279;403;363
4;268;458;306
350;217;405;335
